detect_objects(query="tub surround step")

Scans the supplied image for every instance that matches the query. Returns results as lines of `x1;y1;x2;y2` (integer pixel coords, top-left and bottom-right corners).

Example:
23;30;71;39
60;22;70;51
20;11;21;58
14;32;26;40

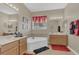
27;37;48;51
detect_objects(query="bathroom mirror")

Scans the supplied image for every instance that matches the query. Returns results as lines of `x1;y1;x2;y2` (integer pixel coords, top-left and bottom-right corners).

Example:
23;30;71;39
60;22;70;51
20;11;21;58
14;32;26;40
0;3;19;34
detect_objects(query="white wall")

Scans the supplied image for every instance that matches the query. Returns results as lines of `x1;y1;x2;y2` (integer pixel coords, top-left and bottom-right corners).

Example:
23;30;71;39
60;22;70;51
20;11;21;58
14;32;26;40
64;3;79;54
48;20;59;33
31;9;64;37
0;12;9;32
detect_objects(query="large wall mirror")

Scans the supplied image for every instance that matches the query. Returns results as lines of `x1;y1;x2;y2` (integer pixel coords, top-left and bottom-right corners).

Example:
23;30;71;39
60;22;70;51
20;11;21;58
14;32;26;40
0;3;19;34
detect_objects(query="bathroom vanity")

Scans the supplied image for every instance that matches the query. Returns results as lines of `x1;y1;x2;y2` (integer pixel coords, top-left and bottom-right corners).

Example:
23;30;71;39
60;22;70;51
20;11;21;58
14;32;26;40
0;36;27;55
49;33;68;46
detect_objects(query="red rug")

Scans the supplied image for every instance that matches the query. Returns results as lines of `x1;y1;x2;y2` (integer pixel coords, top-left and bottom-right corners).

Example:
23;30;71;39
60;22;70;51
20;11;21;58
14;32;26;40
51;45;70;52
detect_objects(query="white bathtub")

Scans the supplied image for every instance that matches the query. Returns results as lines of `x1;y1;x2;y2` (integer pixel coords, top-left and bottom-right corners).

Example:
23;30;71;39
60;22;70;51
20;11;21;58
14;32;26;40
27;37;48;51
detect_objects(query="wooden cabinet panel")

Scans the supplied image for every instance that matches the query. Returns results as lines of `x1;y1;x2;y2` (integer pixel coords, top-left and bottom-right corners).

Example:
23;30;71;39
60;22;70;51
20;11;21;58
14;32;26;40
1;41;19;52
0;41;19;55
1;47;18;55
0;48;1;55
0;37;27;55
49;35;68;46
20;38;26;43
19;38;27;55
19;45;26;55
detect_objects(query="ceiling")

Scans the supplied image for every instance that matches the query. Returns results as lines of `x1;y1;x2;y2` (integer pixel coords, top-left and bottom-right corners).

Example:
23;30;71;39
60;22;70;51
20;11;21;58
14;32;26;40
0;4;18;14
24;3;67;12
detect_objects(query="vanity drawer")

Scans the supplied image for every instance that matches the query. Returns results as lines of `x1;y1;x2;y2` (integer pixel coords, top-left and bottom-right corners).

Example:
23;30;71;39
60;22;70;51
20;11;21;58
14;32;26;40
49;35;68;46
1;41;19;52
50;35;67;39
50;38;67;45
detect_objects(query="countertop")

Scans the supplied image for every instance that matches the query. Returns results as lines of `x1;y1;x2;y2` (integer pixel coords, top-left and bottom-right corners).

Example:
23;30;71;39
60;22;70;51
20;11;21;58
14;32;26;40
0;35;27;47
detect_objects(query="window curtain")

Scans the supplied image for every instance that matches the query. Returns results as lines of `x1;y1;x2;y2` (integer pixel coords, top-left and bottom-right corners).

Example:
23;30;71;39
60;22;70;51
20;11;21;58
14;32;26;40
32;16;47;23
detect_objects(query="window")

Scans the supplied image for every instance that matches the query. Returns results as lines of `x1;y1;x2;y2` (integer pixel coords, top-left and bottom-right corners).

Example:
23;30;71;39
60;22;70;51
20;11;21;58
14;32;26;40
32;16;47;30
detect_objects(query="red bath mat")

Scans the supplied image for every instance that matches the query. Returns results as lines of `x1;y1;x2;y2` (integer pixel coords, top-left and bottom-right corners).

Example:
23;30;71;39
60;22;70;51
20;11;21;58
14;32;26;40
51;45;70;52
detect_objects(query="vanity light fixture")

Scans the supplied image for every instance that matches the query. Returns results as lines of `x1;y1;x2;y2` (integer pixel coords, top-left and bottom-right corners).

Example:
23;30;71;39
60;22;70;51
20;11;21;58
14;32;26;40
73;16;78;19
67;16;79;19
8;20;17;22
16;8;19;11
50;16;63;20
9;4;13;7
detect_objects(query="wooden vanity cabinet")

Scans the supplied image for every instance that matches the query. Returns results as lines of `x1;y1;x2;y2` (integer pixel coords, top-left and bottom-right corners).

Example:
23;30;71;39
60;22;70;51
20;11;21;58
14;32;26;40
0;41;19;55
0;37;27;55
49;35;68;46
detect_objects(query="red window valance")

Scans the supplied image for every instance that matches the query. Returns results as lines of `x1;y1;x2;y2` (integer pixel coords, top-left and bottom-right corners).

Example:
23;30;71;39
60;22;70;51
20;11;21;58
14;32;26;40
32;16;47;23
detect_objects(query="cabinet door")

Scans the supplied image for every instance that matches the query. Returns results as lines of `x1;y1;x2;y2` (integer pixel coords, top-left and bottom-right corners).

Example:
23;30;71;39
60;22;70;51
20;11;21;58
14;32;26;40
1;47;18;55
1;41;18;52
19;38;27;55
1;41;19;55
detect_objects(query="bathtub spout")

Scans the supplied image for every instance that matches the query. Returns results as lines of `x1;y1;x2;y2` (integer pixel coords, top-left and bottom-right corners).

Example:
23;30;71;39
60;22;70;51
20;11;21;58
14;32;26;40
32;37;35;39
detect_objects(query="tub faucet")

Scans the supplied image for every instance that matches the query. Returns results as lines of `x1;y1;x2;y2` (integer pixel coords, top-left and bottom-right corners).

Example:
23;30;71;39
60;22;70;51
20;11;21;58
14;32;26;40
32;36;35;39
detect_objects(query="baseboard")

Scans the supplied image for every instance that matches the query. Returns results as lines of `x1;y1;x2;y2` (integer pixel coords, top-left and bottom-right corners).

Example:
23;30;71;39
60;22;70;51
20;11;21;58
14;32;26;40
67;46;79;55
